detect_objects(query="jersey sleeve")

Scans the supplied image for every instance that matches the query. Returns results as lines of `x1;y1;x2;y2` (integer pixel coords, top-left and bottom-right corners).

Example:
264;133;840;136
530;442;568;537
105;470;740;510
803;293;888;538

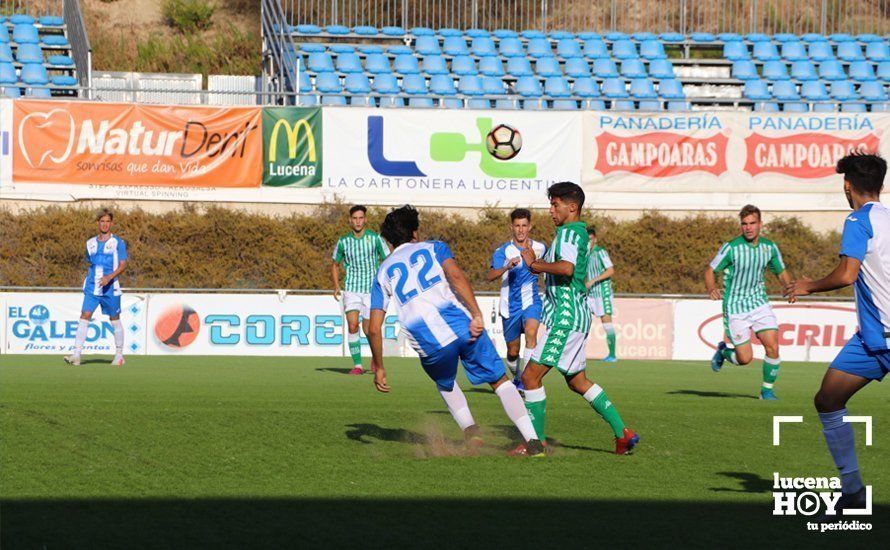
433;241;454;264
767;243;785;275
370;271;390;311
490;246;506;270
709;242;732;271
556;229;579;265
839;214;873;262
332;238;344;262
117;238;128;262
377;235;390;260
600;249;613;270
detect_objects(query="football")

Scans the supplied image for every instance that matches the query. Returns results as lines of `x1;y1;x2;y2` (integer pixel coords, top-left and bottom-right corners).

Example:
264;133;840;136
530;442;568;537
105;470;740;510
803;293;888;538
485;124;522;160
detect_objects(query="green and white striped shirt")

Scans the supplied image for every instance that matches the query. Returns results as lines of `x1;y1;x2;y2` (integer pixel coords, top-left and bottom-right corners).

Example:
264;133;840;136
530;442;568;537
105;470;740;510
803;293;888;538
586;245;614;300
710;236;785;315
542;221;592;333
332;230;389;293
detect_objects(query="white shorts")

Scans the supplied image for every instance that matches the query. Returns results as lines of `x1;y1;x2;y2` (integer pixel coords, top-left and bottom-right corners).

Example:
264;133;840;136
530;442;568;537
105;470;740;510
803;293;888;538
343;292;370;318
587;294;613;318
530;324;588;376
725;304;778;346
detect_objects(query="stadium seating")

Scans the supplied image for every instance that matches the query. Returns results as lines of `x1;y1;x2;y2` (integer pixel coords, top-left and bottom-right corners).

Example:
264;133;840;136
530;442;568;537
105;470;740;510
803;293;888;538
0;12;78;97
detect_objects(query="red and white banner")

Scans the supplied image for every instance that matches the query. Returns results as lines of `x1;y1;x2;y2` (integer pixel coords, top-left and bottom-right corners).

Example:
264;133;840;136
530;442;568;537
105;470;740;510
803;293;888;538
586;298;674;360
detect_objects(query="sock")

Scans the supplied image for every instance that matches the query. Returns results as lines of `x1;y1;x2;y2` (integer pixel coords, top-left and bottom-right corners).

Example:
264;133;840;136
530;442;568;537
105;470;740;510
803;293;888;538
721;346;738;365
505;357;518;377
348;331;362;368
73;319;88;356
604;322;616;357
762;356;780;391
819;409;863;494
524;387;547;442
584;384;626;438
111;319;124;355
439;385;475;431
495;382;538;442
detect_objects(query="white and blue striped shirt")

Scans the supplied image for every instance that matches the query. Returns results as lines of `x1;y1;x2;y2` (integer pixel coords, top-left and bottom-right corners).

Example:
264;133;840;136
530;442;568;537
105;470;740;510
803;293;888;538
83;234;127;297
490;239;546;318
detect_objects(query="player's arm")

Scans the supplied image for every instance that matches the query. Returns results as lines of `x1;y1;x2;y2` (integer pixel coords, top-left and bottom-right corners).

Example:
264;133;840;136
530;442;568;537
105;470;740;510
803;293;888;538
99;240;128;287
367;308;389;393
586;266;615;289
486;247;518;282
785;256;861;297
331;239;343;300
705;242;730;300
704;266;722;300
442;258;485;341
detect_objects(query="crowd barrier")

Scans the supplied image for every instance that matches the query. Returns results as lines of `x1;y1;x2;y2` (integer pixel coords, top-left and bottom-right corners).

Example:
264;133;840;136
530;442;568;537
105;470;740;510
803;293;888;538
1;292;857;363
1;99;888;211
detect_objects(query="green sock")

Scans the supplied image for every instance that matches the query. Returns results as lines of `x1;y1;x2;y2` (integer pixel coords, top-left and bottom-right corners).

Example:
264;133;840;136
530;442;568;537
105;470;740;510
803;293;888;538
348;332;362;367
586;385;625;438
721;347;738;365
524;387;547;441
762;356;780;391
604;323;616;357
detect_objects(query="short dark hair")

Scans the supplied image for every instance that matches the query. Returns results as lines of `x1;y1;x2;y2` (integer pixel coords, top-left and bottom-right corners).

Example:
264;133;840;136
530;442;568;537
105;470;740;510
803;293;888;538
349;205;367;216
95;207;114;221
739;204;761;221
547;181;585;209
510;208;531;222
836;152;886;196
381;205;420;248
587;226;596;237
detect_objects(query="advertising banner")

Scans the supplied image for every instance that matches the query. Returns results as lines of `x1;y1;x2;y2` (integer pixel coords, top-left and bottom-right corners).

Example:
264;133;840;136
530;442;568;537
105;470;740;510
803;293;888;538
672;299;859;363
12;100;262;188
321;107;583;207
585;298;674;360
262;107;322;187
0;98;10;186
3;293;147;355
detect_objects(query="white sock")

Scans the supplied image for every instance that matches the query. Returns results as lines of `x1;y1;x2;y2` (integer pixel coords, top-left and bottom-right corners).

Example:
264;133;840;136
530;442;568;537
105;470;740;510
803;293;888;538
521;347;533;376
582;383;604;403
439;385;475;431
495;382;538;441
603;322;615;333
73;319;89;356
111;319;124;355
505;357;518;376
524;386;546;403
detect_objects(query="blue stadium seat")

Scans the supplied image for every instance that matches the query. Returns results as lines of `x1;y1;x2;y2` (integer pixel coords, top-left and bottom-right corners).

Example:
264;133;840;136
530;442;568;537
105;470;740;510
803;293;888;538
336;53;363;74
774;33;798;43
441;97;464;108
573;77;600;97
557;39;582;59
422;55;448;75
753;41;780;61
583;99;607;110
830;80;858;100
849;61;877;82
583;39;609;59
350;95;374;107
482;76;506;95
315;73;341;93
575;32;601;40
866;42;890;62
838;42;865;62
859;81;888;101
3;86;21;98
553;99;578;110
841;102;867;113
499;37;524;58
782;101;809;112
857;34;882;43
565;58;591;78
0;26;10;43
415;36;440;56
630;78;657;98
536;57;562;77
493;29;518;39
0;44;11;63
522;99;545;110
592;58;619;78
829;33;854;43
754;101;779;112
393;54;420;75
746;33;770;42
545;76;571;97
658;79;685;99
373;74;399;94
550;30;574;40
39;15;64;27
611;39;638;60
358;45;383;54
632;32;657;41
515;76;543;97
790;60;818;81
411;27;435;36
602;78;628;98
382;26;406;36
638;100;663;111
329;44;355;54
16;43;42;63
620;58;647;79
466;29;491;38
321;95;347;106
0;62;16;84
640;40;667;60
451;55;477;76
41;35;69;47
325;25;349;35
430;74;456;95
298;71;311;93
660;32;685;43
495;98;520;109
667;101;691;111
762;60;789;81
723;41;749;61
781;41;807;61
812;101;837;112
506;57;533;77
402;74;428;95
743;79;771;100
818;60;846;81
471;37;497;57
354;26;378;36
605;31;627;41
364;54;391;75
51;75;77;87
801;33;827;43
387;45;413;55
808;42;835;62
299;43;325;54
47;54;73;67
307;52;334;73
717;32;742;42
443;36;469;56
879;62;890;80
690;32;716;42
13;24;39;44
478;56;504;76
801;80;830;100
527;38;553;59
20;63;48;85
612;99;635;111
294;24;321;34
731;60;758;80
459;75;484;96
438;28;463;37
467;98;491;109
345;73;371;94
379;96;405;108
871;102;889;112
772;80;800;100
10;14;35;25
522;29;546;39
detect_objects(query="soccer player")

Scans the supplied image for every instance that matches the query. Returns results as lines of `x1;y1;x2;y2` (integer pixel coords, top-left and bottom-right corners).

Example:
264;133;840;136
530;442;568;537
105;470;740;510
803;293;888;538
585;227;617;362
64;208;128;366
517;182;639;455
705;205;795;400
486;208;547;387
367;205;544;456
331;205;389;375
784;152;889;516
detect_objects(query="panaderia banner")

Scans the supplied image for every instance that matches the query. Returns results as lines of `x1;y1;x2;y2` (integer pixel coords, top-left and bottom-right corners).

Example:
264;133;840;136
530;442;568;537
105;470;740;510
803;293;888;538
12;100;263;188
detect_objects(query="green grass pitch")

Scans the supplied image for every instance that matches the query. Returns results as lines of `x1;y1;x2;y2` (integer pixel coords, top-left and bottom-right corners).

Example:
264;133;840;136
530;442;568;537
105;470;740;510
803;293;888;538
1;355;887;548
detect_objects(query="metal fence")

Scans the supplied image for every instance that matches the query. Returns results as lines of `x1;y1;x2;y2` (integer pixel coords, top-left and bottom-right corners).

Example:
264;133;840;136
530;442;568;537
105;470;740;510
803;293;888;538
279;0;890;35
62;0;91;90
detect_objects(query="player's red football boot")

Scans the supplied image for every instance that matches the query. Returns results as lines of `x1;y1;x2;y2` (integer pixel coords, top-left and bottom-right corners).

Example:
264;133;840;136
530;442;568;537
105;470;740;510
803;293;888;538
615;428;640;455
348;366;364;375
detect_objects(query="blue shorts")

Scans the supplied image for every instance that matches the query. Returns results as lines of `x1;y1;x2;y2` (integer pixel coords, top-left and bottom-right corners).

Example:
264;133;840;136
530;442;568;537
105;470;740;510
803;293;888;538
830;332;890;382
420;330;506;392
82;293;122;317
501;302;542;343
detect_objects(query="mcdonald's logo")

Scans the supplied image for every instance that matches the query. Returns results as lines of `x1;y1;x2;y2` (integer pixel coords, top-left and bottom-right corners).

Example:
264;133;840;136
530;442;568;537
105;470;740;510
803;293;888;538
262;107;322;188
269;118;316;163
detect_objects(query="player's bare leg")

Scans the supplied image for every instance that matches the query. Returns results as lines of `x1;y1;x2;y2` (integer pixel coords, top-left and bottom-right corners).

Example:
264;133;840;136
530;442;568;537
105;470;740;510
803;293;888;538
65;310;93;366
520;318;539;386
758;330;781;400
565;371;638;455
505;337;521;381
346;310;363;374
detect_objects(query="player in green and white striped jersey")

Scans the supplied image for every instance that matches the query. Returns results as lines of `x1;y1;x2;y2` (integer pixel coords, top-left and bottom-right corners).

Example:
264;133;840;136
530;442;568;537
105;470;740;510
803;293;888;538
514;182;638;456
705;205;795;400
585;227;617;362
331;205;390;375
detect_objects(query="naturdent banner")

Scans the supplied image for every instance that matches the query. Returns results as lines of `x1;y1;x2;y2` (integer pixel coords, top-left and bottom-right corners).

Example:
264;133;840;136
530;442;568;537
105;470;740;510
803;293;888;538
12;100;263;187
262;107;322;187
